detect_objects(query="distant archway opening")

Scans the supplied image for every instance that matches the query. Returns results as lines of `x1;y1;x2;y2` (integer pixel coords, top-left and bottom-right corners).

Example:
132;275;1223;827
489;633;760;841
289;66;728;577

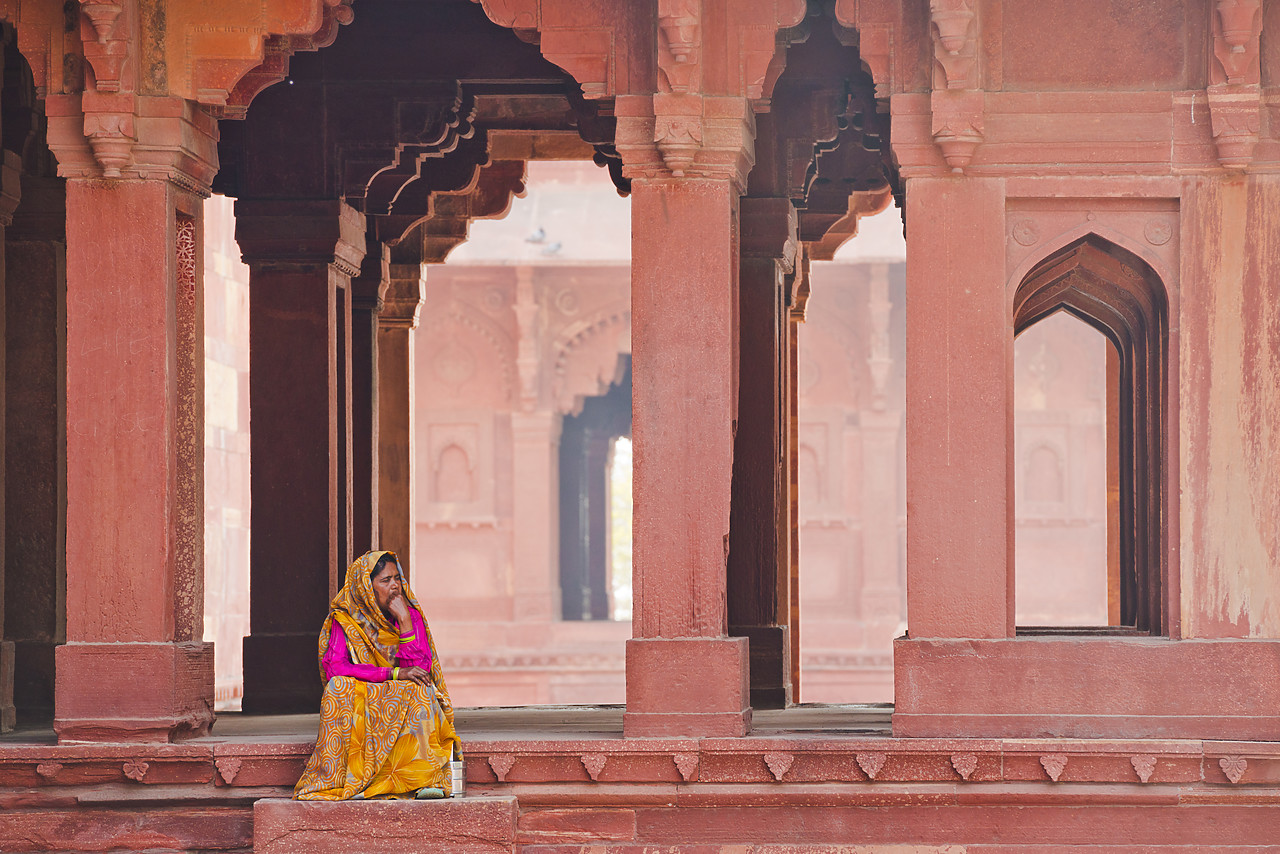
558;355;632;621
1012;236;1168;634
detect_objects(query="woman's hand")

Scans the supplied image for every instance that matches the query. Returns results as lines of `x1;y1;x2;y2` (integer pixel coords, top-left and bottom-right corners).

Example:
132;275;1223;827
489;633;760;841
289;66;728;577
387;594;412;626
397;665;431;687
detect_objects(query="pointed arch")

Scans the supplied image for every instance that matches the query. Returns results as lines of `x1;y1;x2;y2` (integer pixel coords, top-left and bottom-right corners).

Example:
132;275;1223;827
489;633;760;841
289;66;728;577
1013;234;1169;634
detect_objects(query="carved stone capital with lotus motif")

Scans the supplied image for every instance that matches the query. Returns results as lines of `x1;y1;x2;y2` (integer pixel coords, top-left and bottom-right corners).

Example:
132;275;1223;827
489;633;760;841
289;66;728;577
615;94;754;192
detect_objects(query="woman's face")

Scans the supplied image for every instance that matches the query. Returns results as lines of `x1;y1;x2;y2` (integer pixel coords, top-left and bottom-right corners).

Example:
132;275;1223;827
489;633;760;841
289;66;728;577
371;560;403;612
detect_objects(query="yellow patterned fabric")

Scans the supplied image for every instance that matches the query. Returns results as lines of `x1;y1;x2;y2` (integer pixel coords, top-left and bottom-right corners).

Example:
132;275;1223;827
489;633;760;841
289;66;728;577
294;550;460;800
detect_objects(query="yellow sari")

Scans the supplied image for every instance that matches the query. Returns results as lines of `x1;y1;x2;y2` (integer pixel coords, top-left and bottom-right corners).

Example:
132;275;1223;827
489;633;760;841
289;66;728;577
294;550;460;800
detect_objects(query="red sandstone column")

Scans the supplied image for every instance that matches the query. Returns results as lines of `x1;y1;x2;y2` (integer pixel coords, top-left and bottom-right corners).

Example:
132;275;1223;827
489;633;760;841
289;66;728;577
619;95;753;737
56;177;213;741
236;199;364;714
0;150;19;731
349;244;386;557
376;261;423;579
901;177;1010;639
728;196;796;709
4;172;66;727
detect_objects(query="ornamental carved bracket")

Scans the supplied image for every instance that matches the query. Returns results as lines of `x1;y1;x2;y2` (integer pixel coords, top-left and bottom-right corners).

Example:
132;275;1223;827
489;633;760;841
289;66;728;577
79;0;125;92
615;92;755;189
834;0;897;99
472;0;615;98
76;0;133;177
928;0;983;173
210;1;354;120
1207;0;1261;170
1211;0;1261;86
930;0;977;90
354;86;478;214
657;0;701;95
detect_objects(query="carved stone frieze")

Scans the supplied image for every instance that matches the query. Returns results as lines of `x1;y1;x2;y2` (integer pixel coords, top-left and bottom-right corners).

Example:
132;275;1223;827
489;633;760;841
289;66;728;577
1219;755;1247;784
1130;754;1156;783
1040;753;1068;782
581;753;607;781
856;751;887;781
951;753;978;781
673;752;699;782
488;754;516;782
763;751;794;781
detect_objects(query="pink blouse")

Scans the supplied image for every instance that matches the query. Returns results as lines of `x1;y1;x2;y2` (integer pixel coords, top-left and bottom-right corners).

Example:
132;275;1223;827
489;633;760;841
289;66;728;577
321;608;433;683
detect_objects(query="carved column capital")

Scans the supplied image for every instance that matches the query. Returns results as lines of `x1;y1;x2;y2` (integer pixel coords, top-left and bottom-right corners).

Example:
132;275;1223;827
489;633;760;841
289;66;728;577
234;198;367;277
45;94;218;192
740;196;798;266
380;262;425;329
615;93;755;191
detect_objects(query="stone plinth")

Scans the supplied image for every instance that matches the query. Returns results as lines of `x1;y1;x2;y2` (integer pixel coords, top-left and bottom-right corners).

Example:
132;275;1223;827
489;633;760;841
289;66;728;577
253;796;517;854
894;636;1280;740
624;637;750;737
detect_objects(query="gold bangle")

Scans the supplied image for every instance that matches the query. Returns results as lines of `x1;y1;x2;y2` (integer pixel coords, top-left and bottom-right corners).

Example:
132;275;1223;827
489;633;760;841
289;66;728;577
392;666;400;681
398;634;416;643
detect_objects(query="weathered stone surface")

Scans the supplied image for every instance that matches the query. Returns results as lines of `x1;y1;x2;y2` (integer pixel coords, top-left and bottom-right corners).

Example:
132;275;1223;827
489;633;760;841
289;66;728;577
253;796;518;854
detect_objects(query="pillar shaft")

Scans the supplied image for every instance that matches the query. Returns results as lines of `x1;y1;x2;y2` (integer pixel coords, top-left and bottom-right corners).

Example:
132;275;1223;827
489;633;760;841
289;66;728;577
237;199;364;714
903;178;1010;638
376;266;422;580
624;176;749;737
4;173;66;726
56;178;212;742
728;196;795;710
350;243;386;558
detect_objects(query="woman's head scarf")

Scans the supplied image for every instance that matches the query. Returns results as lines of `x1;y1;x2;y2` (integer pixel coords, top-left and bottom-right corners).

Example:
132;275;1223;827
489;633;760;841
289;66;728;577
316;549;453;723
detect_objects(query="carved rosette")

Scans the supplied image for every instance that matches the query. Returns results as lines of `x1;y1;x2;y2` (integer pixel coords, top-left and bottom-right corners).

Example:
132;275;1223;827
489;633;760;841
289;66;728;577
1206;0;1262;170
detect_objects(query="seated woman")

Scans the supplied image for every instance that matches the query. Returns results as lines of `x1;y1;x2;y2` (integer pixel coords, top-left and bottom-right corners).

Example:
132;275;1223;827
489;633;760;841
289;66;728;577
294;550;461;800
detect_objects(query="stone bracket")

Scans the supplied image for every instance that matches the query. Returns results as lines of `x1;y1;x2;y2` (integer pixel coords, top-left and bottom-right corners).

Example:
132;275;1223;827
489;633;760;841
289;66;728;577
928;0;983;173
1207;0;1262;170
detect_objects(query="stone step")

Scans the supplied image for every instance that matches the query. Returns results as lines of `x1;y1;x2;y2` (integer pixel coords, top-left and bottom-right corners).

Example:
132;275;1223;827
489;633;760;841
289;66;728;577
253;795;518;854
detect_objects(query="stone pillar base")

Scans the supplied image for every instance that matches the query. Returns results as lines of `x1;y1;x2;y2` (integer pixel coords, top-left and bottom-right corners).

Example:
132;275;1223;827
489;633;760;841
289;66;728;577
243;632;325;714
54;641;213;742
894;636;1280;739
624;637;750;737
0;640;14;731
254;796;518;854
